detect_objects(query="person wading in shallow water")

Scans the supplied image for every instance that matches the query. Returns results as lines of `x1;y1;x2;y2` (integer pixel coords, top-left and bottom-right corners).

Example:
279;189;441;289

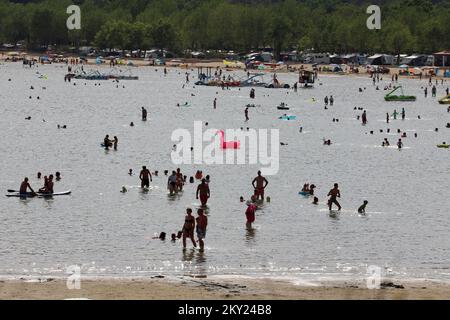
327;183;341;211
196;179;210;207
182;208;196;249
252;171;268;201
195;208;208;252
140;166;152;188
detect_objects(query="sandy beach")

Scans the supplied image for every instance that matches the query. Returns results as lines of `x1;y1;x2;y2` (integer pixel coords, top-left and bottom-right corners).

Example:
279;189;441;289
1;277;449;300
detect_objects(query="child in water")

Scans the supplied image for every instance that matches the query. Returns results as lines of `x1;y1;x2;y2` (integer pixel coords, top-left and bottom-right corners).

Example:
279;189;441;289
245;196;257;228
358;201;368;214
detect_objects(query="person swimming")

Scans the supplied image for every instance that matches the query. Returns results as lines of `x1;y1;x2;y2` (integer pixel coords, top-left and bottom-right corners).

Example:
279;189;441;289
312;197;319;205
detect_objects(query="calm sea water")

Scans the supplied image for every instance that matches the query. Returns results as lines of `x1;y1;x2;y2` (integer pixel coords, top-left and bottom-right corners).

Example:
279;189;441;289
0;63;449;281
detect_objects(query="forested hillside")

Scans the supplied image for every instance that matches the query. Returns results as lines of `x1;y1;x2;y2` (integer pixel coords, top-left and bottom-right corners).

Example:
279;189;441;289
0;0;448;55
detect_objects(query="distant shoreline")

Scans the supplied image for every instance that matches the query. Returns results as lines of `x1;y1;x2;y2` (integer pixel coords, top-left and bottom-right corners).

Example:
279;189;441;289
2;51;448;81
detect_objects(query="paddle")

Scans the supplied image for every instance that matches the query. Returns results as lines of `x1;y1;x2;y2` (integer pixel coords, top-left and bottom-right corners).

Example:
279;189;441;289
7;189;18;193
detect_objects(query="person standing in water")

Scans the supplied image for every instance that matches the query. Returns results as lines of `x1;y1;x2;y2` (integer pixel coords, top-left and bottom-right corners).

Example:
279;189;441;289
252;171;268;201
104;135;112;150
392;109;398;120
19;177;36;195
196;209;208;252
330;95;334;106
327;183;342;211
196;179;210;207
168;171;177;195
324;96;329;106
386;112;390;123
140;166;152;188
182;208;196;249
397;138;403;150
245;196;257;228
401;108;405;120
142;107;147;121
362;110;367;125
245;107;249;122
113;136;118;150
213;98;217;109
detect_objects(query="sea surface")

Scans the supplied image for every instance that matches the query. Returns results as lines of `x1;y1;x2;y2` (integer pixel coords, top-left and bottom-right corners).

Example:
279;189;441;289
0;62;449;282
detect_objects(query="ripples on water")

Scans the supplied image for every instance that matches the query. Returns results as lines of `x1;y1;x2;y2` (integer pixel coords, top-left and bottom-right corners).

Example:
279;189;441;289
0;63;449;281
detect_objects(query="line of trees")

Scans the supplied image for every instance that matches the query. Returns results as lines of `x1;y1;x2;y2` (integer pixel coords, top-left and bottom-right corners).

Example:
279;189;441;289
0;0;448;57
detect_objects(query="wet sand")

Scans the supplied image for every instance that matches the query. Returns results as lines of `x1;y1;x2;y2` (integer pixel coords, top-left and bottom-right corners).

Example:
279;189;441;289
1;277;449;300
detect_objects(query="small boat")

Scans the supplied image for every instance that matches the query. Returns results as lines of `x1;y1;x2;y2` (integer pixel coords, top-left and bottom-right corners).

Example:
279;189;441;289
277;103;290;110
384;86;416;101
438;95;450;104
6;190;72;198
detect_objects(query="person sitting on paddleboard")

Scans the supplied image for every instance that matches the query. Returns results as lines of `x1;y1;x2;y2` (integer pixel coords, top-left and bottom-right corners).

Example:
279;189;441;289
20;177;36;195
39;175;54;194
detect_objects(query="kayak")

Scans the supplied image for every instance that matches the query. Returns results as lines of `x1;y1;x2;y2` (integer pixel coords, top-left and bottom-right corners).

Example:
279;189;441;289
437;144;449;148
6;190;71;198
298;191;311;196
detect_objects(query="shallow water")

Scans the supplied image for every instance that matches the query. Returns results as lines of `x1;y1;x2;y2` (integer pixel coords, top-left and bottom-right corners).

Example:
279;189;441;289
0;63;449;281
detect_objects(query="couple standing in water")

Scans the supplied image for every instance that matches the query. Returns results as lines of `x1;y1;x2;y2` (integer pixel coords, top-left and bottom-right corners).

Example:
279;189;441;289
182;208;208;252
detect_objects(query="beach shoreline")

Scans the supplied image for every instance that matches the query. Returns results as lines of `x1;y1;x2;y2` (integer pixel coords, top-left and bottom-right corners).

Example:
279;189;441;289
0;276;449;300
2;52;447;81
